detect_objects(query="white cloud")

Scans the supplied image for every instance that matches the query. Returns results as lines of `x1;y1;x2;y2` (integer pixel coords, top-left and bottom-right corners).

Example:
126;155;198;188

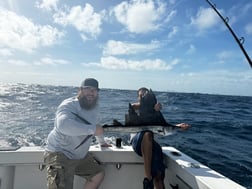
7;59;29;66
82;56;179;71
36;0;59;11
191;7;220;31
0;48;13;56
245;23;252;35
103;40;160;56
34;57;70;66
164;10;176;23
0;9;64;53
167;26;178;39
168;70;252;95
113;0;167;33
53;4;103;39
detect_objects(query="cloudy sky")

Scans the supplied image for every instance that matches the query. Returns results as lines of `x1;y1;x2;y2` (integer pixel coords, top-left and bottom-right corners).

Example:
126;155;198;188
0;0;252;96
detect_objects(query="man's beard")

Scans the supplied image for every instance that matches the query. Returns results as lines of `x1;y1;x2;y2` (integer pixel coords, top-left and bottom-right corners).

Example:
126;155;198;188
78;95;98;110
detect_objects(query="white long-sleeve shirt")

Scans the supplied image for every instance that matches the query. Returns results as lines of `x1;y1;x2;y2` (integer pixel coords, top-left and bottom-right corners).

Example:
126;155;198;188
45;97;103;159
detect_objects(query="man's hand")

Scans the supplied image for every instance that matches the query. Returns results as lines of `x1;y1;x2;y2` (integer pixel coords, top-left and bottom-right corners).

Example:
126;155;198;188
95;125;112;147
176;123;191;131
154;102;162;111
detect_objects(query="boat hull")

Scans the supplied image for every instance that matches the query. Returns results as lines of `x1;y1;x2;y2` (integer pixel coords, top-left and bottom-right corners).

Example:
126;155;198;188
0;145;245;189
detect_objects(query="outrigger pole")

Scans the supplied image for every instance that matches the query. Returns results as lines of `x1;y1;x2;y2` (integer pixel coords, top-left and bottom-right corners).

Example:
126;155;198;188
205;0;252;68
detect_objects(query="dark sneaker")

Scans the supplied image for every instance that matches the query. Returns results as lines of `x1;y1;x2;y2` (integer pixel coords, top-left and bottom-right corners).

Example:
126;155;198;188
143;178;154;189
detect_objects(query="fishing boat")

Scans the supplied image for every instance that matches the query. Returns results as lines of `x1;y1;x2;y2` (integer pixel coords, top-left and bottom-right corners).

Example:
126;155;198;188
0;144;245;189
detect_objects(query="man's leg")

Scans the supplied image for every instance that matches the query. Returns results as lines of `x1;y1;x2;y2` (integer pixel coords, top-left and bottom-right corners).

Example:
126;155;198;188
75;153;105;189
151;141;166;189
141;131;155;189
141;131;153;180
153;173;165;189
84;171;105;189
131;131;154;189
44;151;75;189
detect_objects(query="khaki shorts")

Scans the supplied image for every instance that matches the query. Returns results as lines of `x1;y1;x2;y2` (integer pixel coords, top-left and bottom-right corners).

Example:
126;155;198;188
44;151;103;189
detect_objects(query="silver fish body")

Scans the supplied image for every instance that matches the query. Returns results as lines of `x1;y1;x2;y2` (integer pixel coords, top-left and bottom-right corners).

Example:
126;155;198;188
103;125;175;136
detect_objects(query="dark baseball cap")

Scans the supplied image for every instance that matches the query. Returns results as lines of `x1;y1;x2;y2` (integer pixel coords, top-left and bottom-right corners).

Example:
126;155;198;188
80;78;99;90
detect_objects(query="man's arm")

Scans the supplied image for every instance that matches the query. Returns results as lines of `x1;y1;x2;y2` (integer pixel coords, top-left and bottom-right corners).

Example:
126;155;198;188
95;125;112;147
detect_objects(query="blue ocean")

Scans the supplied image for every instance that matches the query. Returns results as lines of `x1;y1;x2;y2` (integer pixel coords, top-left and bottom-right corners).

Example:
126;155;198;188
0;83;251;188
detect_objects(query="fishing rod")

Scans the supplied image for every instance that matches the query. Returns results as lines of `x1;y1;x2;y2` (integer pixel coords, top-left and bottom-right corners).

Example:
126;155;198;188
205;0;252;68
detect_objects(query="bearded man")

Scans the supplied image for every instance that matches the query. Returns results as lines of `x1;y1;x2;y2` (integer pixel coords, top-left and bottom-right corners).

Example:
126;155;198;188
44;78;111;189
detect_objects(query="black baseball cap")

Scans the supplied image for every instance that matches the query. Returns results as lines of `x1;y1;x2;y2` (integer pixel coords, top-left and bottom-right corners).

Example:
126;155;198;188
80;78;99;90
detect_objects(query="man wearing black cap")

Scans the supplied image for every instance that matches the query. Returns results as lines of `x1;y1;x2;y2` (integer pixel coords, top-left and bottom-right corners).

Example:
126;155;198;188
44;78;111;189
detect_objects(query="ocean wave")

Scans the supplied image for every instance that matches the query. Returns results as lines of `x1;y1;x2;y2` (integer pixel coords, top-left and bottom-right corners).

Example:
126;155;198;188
0;83;251;188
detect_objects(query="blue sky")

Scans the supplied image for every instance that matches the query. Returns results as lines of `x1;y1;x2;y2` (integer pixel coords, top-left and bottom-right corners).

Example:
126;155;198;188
0;0;252;96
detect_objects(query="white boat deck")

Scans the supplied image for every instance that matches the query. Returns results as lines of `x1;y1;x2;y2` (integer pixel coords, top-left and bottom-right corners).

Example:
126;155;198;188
0;145;246;189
